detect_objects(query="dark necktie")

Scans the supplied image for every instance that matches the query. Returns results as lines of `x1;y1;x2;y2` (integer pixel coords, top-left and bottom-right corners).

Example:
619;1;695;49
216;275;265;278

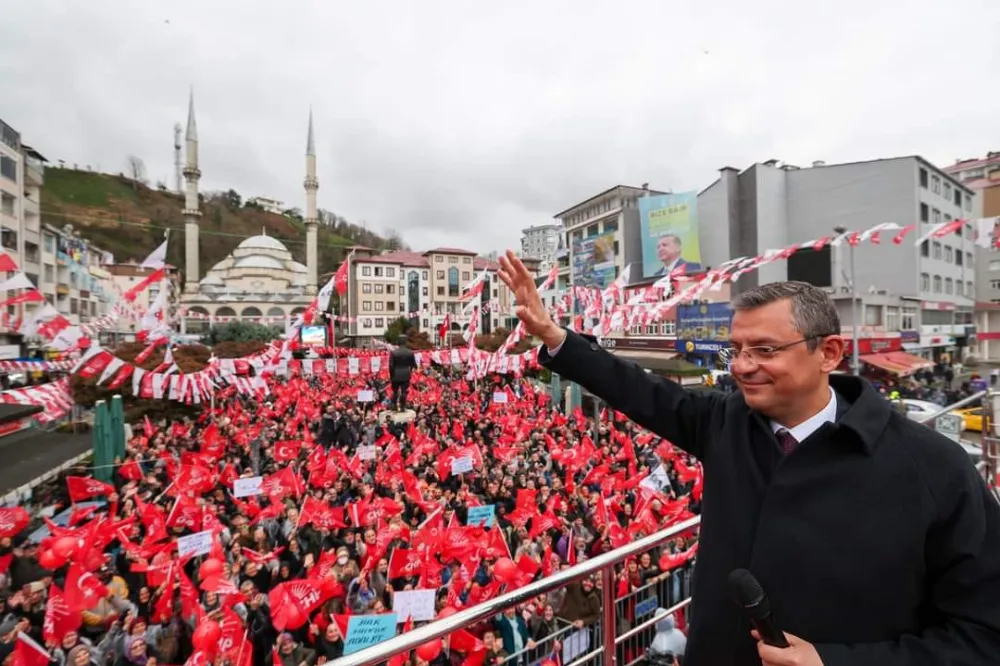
776;429;798;454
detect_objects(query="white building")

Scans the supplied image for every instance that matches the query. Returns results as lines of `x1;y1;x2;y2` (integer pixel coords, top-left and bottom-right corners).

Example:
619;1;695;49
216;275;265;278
519;224;561;271
246;196;285;215
41;223;115;327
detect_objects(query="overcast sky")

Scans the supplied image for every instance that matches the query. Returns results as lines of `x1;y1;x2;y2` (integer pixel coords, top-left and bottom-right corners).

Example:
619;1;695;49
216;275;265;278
1;0;997;254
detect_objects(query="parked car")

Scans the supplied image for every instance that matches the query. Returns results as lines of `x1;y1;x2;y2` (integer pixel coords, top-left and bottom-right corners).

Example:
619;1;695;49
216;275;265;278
898;399;968;431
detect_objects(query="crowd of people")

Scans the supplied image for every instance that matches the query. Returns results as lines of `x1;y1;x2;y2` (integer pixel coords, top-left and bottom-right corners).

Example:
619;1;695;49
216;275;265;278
0;360;700;666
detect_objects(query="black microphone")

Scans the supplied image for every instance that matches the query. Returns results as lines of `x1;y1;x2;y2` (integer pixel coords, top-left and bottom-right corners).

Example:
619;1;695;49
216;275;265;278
728;568;789;648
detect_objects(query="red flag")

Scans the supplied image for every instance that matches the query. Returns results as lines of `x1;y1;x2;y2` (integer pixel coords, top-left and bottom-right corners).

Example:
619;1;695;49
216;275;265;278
334;260;349;296
63;564;109;613
43;585;81;644
65;476;114;503
10;633;50;666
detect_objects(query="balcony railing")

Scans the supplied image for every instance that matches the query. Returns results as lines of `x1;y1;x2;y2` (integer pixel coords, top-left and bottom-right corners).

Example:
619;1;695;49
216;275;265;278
333;515;700;666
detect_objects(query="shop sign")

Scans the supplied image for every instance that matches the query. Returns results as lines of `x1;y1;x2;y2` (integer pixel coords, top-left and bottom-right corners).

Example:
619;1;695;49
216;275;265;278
843;337;902;355
900;330;920;343
601;337;677;352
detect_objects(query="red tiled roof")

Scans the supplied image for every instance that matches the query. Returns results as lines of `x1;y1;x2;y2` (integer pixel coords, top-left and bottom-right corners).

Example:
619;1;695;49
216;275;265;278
422;247;478;256
355;255;404;265
474;258;498;271
945;155;1000;173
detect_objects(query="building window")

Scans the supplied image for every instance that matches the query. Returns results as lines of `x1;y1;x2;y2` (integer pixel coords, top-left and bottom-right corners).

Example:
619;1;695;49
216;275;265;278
945;246;953;263
965;195;972;212
386;267;395;278
956;281;963;295
932;242;942;259
374;267;383;277
462;272;470;282
362;283;371;293
885;306;900;331
604;219;619;233
901;306;916;330
422;271;428;280
931;176;940;194
945;277;953;294
967;252;973;266
375;284;384;294
463;257;471;264
920;203;929;222
375;318;384;328
933;208;941;225
386;283;394;294
919;168;928;188
407;271;420;314
362;301;371;311
449;257;458;264
864;305;882;326
967;280;973;295
920;241;929;257
990;260;1000;272
375;302;384;311
362;266;371;276
965;223;973;239
933;275;942;293
422;286;428;296
448;267;459;297
0;156;16;183
956;251;963;266
920;273;930;291
387;301;395;311
422;319;428;328
363;318;372;328
943;183;952;201
437;286;444;296
436;270;444;279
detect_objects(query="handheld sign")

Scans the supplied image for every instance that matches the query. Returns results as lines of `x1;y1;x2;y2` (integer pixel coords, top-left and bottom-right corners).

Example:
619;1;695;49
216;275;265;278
357;390;375;403
344;614;398;655
466;504;495;527
451;456;474;475
392;589;436;623
232;476;263;498
177;529;213;558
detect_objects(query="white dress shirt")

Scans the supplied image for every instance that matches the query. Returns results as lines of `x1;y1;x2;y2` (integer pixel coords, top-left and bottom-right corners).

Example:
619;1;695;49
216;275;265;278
770;387;837;441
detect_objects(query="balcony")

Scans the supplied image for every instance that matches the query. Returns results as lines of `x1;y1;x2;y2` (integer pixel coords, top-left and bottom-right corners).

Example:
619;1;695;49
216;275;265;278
24;162;43;187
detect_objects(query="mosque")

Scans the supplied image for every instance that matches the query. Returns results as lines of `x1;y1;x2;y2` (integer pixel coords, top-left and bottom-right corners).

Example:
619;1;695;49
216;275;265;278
177;92;321;332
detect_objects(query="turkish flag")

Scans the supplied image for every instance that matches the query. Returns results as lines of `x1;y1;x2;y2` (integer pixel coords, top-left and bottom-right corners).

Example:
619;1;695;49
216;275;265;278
63;563;109;613
333;259;349;296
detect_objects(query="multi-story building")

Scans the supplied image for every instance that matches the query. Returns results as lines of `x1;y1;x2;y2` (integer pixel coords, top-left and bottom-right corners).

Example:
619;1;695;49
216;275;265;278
40;224;115;327
106;262;182;339
0;118;48;335
520;224;561;272
698;157;978;362
945;153;1000;358
340;246;536;346
553;184;670;293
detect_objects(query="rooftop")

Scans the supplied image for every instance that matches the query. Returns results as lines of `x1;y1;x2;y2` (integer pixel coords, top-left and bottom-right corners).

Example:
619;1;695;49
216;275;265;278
423;247;479;256
553;184;669;219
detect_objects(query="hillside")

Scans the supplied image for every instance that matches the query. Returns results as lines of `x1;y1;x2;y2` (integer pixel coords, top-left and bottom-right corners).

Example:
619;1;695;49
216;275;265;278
40;167;401;278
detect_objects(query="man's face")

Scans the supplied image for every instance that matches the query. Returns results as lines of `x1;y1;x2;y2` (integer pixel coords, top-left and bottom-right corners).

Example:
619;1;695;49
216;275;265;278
657;236;681;264
728;299;838;419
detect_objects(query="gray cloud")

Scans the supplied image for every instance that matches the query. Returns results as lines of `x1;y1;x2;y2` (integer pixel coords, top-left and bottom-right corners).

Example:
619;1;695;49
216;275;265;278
1;0;997;255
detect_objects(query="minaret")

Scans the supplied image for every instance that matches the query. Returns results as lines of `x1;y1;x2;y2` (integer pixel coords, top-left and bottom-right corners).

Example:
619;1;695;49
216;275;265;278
182;89;202;294
303;109;319;295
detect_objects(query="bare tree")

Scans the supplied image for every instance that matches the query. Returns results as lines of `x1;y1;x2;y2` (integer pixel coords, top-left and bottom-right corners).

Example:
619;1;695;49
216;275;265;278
125;155;146;191
383;228;407;251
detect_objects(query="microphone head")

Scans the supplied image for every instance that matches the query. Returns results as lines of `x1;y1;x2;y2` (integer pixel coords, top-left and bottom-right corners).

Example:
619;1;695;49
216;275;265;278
728;569;769;615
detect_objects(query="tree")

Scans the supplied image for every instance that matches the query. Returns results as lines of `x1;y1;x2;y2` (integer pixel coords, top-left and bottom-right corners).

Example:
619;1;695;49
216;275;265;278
125;155;146;191
383;228;408;251
222;189;242;210
383;316;412;344
206;321;280;345
283;207;303;221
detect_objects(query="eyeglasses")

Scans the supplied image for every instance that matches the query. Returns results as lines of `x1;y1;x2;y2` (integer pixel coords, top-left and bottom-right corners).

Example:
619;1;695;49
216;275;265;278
718;334;835;367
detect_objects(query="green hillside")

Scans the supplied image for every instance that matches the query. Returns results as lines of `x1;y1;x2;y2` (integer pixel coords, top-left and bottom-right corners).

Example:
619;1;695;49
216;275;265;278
40;168;395;278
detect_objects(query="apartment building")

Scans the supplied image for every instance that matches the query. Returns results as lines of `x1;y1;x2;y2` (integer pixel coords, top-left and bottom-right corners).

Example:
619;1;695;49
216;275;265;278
520;224;561;272
106;262;181;338
553;184;669;292
698;157;977;362
945;152;1000;357
341;246;534;345
41;224;116;327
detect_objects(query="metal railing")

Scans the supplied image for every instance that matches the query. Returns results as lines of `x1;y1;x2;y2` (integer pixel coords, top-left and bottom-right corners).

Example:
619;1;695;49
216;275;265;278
332;515;701;666
914;389;988;426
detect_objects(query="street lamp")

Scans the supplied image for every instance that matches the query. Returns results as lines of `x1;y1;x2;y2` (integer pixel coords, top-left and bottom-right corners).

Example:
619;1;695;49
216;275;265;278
834;225;860;375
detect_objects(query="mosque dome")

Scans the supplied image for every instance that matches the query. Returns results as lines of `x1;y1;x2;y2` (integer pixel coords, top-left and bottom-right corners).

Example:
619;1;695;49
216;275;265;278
290;261;307;274
234;255;286;271
237;234;290;253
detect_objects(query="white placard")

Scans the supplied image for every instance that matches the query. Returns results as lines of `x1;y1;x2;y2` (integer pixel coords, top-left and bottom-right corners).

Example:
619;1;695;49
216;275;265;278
492;392;508;403
640;465;672;493
358;445;377;461
232;476;263;498
357;390;375;403
451;456;474;475
177;529;213;558
392;589;437;623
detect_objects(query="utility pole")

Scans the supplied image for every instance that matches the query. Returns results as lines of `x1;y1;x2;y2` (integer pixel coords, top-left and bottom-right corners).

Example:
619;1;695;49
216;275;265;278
834;225;860;375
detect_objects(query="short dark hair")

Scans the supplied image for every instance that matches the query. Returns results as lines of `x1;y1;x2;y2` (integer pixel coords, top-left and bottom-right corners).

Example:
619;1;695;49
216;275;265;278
731;281;840;351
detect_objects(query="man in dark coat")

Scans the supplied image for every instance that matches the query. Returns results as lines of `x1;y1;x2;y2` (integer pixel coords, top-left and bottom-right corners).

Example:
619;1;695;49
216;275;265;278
388;342;416;411
497;251;1000;666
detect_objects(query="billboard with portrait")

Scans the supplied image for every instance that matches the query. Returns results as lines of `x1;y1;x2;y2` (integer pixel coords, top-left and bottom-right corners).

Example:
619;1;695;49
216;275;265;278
571;231;617;289
675;302;732;354
639;192;702;279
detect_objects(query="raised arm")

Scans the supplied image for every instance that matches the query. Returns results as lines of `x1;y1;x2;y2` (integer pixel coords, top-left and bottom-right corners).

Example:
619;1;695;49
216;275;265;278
497;250;721;459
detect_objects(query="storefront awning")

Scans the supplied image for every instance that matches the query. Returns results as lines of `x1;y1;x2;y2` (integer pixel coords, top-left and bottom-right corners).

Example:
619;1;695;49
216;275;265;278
860;351;934;376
